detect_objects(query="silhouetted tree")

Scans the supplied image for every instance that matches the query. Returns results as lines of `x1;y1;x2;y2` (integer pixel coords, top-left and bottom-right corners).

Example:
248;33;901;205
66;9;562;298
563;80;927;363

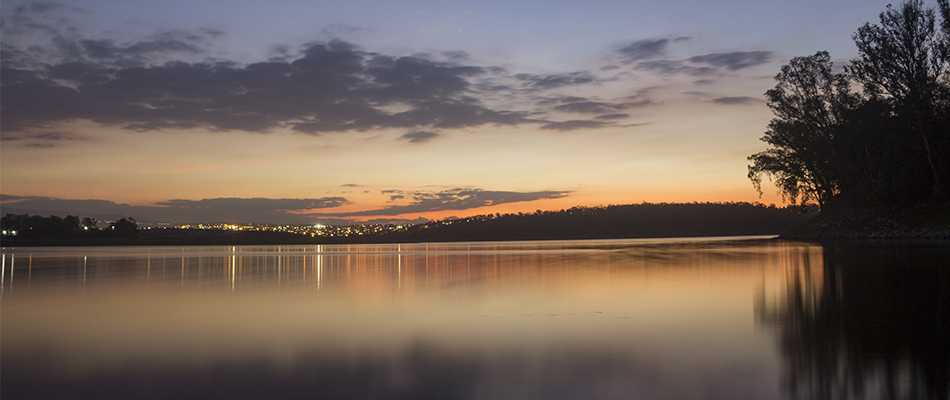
748;51;858;206
750;0;950;207
81;217;98;231
1;213;83;238
848;0;950;200
941;0;950;59
110;217;138;238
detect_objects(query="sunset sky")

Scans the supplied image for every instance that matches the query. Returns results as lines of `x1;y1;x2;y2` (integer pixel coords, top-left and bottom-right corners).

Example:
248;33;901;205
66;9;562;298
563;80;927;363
1;0;894;225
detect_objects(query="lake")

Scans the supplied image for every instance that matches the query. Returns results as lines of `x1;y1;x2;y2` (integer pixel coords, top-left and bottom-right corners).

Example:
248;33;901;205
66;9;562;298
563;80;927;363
2;237;948;399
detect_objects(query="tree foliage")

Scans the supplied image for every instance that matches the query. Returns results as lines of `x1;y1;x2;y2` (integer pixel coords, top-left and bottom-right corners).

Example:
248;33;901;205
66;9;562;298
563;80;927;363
749;51;858;206
1;214;138;240
750;0;950;207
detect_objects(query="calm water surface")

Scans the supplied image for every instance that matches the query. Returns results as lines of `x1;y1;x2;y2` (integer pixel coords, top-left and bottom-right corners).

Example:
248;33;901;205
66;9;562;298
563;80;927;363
2;237;948;399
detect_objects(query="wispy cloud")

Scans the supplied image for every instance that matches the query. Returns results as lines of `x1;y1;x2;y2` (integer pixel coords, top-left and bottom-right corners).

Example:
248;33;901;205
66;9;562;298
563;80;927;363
1;5;776;140
711;96;759;105
0;195;349;224
538;120;610;131
617;39;670;62
1;188;572;224
514;71;598;91
310;188;572;217
398;131;440;143
687;51;772;71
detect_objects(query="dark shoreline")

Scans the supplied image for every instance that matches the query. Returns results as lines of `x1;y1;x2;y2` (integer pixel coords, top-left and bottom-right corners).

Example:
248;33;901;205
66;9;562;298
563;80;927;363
4;204;949;246
2;202;814;247
779;204;950;241
0;231;785;247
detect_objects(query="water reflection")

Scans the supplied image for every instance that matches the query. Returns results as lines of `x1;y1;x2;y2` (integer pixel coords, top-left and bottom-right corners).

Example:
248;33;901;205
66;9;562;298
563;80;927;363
757;243;950;400
2;238;948;399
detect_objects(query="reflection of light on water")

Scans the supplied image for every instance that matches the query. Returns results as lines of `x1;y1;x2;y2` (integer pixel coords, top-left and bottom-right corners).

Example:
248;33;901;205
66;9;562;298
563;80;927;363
1;253;7;297
231;246;236;292
754;244;825;329
398;244;402;290
9;237;886;399
317;245;323;291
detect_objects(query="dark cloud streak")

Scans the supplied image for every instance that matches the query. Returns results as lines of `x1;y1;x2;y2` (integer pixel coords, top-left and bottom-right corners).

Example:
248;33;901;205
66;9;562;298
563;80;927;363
310;188;571;217
399;131;440;143
1;188;572;224
514;71;597;90
687;51;772;70
2;14;776;137
0;195;349;224
1;37;555;134
618;39;669;62
711;96;758;105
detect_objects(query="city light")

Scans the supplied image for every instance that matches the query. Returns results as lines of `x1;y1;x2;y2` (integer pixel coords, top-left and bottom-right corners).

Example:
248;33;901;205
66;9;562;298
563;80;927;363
147;222;414;238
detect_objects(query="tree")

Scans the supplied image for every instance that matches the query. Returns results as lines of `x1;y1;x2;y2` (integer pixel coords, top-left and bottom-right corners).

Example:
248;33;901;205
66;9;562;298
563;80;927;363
81;217;98;231
748;52;858;206
936;0;950;65
110;217;138;238
848;0;950;200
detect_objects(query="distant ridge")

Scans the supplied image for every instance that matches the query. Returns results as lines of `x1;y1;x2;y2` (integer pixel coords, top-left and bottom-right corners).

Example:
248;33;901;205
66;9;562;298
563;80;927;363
2;202;816;246
370;202;815;243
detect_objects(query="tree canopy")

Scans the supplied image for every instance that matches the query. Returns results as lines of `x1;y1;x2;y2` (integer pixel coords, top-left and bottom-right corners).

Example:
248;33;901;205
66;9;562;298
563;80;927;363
750;0;950;207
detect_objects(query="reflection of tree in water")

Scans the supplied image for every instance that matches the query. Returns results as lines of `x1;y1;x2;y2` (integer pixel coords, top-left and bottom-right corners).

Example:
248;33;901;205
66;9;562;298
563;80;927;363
759;244;950;399
4;340;652;399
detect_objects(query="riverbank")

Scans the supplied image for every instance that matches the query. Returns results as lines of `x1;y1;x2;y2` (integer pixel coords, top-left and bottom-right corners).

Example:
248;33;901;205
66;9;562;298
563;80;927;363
779;203;950;240
2;202;814;247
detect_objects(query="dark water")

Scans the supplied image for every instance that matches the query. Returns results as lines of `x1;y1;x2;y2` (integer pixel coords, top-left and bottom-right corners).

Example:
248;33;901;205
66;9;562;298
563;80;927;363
2;237;948;399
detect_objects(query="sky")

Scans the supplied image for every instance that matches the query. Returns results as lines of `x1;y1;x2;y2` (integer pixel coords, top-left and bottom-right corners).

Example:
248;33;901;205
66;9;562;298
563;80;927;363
0;0;898;225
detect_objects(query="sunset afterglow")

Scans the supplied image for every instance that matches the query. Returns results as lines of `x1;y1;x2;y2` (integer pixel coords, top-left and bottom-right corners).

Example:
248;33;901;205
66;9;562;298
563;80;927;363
1;0;894;224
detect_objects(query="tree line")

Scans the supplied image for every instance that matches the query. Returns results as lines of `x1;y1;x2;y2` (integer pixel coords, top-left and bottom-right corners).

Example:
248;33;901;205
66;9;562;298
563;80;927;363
1;214;138;239
749;0;950;208
2;203;812;244
373;202;814;243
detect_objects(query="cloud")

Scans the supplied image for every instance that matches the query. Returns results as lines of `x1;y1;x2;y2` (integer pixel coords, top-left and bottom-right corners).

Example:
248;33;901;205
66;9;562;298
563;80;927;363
399;131;440;143
0;189;572;224
594;113;629;120
617;39;669;63
5;23;722;136
0;194;349;224
687;51;772;70
1;37;548;133
711;96;758;105
540;93;652;117
2;1;85;37
0;130;83;146
514;72;597;90
635;60;716;76
310;188;572;217
538;120;609;131
14;1;80;14
553;101;622;114
630;50;772;78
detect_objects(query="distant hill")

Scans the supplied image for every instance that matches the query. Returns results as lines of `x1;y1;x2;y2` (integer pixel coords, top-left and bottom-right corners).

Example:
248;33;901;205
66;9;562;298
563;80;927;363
369;202;815;243
2;202;815;246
